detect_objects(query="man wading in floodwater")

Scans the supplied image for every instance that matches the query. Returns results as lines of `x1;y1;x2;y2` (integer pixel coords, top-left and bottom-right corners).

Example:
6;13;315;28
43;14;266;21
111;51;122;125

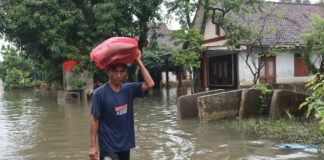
89;52;154;160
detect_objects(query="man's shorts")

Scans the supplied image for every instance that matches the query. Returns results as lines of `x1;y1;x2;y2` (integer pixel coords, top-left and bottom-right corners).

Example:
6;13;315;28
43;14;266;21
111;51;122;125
100;150;130;160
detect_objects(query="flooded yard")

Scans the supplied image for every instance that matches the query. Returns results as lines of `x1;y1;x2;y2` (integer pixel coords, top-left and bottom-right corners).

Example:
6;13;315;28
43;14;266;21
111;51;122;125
0;85;321;159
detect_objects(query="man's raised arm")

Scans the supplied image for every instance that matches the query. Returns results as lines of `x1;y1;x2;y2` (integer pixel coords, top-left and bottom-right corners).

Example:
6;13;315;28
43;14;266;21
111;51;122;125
136;52;155;92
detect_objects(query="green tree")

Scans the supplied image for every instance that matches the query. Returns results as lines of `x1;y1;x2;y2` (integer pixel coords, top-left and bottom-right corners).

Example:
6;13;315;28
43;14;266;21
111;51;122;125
301;14;324;74
171;28;203;91
300;14;324;134
142;46;174;86
165;0;205;28
4;68;24;87
0;46;21;80
130;0;163;50
124;0;164;82
300;73;324;133
0;0;163;84
0;45;36;87
165;0;208;90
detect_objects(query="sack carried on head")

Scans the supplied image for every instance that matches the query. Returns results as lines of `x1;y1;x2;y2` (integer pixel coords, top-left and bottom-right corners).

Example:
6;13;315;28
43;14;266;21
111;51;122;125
90;37;139;70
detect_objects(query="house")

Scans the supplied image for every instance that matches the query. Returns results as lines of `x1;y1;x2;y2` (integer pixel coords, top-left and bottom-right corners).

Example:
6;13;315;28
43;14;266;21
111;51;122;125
194;2;324;90
146;23;185;87
147;23;181;49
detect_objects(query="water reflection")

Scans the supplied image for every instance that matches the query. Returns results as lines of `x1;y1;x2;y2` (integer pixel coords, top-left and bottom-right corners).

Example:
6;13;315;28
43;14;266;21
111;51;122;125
0;85;322;159
0;90;43;159
0;89;89;159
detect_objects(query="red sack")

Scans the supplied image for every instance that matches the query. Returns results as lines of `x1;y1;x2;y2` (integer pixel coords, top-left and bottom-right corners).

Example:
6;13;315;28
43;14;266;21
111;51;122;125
90;37;139;70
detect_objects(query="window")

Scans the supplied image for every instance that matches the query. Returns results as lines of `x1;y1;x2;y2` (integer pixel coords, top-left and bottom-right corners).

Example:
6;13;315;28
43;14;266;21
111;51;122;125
208;54;233;86
294;53;308;77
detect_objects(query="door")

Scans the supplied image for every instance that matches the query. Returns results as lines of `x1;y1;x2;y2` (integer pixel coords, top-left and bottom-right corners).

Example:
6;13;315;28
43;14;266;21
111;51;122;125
208;53;238;88
259;56;276;84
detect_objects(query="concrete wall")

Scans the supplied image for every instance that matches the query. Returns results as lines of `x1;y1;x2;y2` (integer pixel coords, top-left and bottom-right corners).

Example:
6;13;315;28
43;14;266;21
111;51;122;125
177;88;310;121
239;89;261;118
177;89;223;119
269;89;309;118
268;83;309;93
197;90;243;121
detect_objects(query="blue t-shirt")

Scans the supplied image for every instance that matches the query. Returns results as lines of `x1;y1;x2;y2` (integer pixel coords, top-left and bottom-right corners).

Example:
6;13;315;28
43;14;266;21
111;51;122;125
91;82;146;152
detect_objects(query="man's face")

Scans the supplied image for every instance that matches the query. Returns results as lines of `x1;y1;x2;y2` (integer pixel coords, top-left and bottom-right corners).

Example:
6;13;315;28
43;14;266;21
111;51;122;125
107;65;126;85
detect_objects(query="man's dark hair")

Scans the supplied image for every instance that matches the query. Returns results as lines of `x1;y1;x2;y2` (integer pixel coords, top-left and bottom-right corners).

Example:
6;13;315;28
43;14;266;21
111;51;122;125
106;63;127;73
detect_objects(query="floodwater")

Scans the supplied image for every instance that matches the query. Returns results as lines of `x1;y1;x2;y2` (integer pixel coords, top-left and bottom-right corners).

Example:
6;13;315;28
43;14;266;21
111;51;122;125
0;83;322;160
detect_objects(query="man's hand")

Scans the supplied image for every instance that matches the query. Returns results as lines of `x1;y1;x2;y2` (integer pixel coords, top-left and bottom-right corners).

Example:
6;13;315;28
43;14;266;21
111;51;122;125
136;50;142;63
135;50;155;91
89;145;99;160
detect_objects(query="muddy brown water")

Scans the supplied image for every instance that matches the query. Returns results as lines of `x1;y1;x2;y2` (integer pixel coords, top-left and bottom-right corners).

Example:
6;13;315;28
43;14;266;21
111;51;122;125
0;84;321;159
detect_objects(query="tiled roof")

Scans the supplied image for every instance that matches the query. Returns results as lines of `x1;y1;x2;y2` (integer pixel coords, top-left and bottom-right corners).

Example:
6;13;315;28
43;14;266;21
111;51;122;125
147;23;172;35
215;2;324;45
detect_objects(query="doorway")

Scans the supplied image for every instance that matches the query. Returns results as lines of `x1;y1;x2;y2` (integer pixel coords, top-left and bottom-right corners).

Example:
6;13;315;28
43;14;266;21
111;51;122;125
208;53;238;89
259;56;276;84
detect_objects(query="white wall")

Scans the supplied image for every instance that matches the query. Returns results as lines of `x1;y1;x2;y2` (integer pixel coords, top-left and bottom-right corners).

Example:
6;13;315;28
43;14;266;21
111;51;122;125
202;20;227;47
239;52;311;85
276;53;294;83
203;21;219;39
238;52;257;86
162;71;177;82
276;54;311;83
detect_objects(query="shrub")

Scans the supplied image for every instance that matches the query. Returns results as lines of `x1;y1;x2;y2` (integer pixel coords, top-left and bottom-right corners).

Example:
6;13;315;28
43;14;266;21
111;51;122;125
300;73;324;133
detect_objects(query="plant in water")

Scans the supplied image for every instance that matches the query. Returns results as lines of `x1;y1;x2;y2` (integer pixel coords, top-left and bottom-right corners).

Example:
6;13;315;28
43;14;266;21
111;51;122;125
253;83;272;115
227;118;322;144
71;65;82;74
300;73;324;133
71;79;86;89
